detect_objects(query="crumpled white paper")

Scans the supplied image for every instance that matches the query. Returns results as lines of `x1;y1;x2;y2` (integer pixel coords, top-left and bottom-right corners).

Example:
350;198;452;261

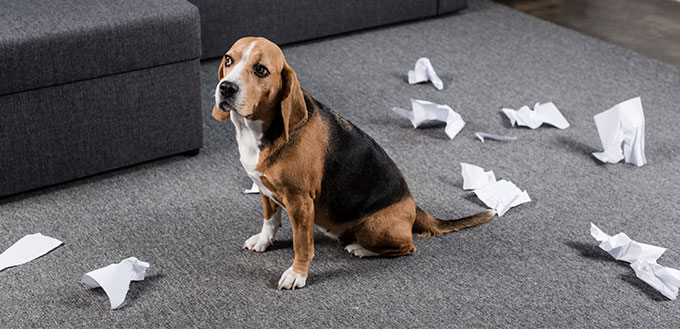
631;260;680;301
460;163;530;216
392;99;465;139
592;97;647;167
82;257;150;309
0;233;62;271
590;223;665;263
475;132;517;143
408;57;443;90
501;102;570;129
244;182;259;194
461;163;496;190
590;223;680;300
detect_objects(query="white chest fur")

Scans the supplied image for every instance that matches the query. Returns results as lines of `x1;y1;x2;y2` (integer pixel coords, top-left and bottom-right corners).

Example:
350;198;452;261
230;115;278;202
231;115;261;175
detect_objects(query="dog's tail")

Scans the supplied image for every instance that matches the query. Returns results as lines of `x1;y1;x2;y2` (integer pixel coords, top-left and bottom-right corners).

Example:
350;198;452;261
412;206;495;237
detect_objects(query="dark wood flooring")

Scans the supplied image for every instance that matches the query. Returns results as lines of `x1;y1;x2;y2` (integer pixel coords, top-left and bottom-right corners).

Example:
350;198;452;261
493;0;680;67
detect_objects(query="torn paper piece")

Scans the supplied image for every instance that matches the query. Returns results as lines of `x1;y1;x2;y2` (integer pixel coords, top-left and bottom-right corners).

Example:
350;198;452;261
408;57;443;90
392;99;465;139
473;180;531;217
590;223;666;263
590;223;680;300
244;182;260;194
460;163;530;216
501;102;570;129
0;233;62;271
461;163;496;190
631;260;680;300
475;132;517;143
592;97;646;167
82;257;150;309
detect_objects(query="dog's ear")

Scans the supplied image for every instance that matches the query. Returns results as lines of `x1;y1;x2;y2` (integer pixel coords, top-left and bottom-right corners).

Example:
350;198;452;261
212;59;230;121
280;63;307;142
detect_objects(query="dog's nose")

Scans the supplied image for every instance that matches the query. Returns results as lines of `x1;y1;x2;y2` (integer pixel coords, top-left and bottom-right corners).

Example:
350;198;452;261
219;81;239;98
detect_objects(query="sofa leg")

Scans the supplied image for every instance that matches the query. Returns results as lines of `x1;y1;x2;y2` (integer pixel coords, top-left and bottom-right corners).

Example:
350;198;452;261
182;148;200;157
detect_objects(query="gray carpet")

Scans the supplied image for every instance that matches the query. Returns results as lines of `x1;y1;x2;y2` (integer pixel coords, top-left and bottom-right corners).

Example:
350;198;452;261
2;0;680;327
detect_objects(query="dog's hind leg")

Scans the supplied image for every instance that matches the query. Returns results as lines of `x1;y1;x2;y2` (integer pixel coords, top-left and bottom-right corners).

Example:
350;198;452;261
344;242;379;258
348;197;417;258
243;196;281;252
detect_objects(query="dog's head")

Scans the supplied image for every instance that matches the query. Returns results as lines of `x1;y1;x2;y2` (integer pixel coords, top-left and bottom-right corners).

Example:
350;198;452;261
213;37;307;141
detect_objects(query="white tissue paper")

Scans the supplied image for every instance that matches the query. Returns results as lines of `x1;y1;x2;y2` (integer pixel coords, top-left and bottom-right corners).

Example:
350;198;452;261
244;182;260;194
631;260;680;301
461;163;496;190
501;102;570;129
590;223;680;300
82;257;150;309
475;132;517;143
592;97;647;167
408;57;443;90
590;223;665;263
460;163;530;216
0;233;62;271
392;99;465;139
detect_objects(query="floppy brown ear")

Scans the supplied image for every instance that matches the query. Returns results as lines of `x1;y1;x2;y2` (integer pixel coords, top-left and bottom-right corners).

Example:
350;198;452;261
280;63;307;142
212;59;230;121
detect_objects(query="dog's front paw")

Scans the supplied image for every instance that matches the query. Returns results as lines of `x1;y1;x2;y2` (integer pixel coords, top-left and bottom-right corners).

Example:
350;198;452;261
243;233;273;252
277;267;306;290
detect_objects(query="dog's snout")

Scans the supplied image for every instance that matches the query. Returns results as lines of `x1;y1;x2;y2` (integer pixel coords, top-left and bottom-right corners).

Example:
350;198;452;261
219;81;239;98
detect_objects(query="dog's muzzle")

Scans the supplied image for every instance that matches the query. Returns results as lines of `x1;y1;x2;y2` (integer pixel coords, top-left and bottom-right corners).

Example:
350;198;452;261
219;81;239;99
216;81;239;112
217;101;232;112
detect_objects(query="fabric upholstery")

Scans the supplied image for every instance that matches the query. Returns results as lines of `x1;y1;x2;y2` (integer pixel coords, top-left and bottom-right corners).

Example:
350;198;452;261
0;60;203;197
0;0;201;95
439;0;469;14
188;0;445;59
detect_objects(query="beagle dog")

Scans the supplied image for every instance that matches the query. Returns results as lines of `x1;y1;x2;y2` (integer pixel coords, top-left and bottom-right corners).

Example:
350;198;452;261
212;37;494;290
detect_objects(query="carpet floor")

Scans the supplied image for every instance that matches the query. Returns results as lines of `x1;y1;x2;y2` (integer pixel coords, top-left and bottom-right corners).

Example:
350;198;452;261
2;0;680;327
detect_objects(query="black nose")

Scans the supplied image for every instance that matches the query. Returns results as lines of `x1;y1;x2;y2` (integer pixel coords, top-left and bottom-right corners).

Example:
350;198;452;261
219;81;239;98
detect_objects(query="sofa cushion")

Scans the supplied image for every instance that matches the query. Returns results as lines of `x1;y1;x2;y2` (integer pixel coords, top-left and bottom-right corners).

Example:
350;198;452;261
439;0;469;14
190;0;440;59
0;0;201;96
0;59;202;197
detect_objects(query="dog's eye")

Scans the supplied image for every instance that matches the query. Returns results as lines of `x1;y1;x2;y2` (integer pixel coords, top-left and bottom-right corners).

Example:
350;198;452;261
254;64;269;77
224;55;233;67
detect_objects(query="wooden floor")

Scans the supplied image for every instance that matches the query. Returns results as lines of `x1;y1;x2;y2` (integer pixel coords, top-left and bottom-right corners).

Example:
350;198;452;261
493;0;680;67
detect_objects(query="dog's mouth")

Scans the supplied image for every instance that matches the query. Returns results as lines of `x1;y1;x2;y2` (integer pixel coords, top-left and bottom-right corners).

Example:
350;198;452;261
218;101;234;112
218;101;253;119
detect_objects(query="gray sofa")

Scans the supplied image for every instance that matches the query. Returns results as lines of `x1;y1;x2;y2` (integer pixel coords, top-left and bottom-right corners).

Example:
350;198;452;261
189;0;468;59
0;0;203;197
0;0;467;197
